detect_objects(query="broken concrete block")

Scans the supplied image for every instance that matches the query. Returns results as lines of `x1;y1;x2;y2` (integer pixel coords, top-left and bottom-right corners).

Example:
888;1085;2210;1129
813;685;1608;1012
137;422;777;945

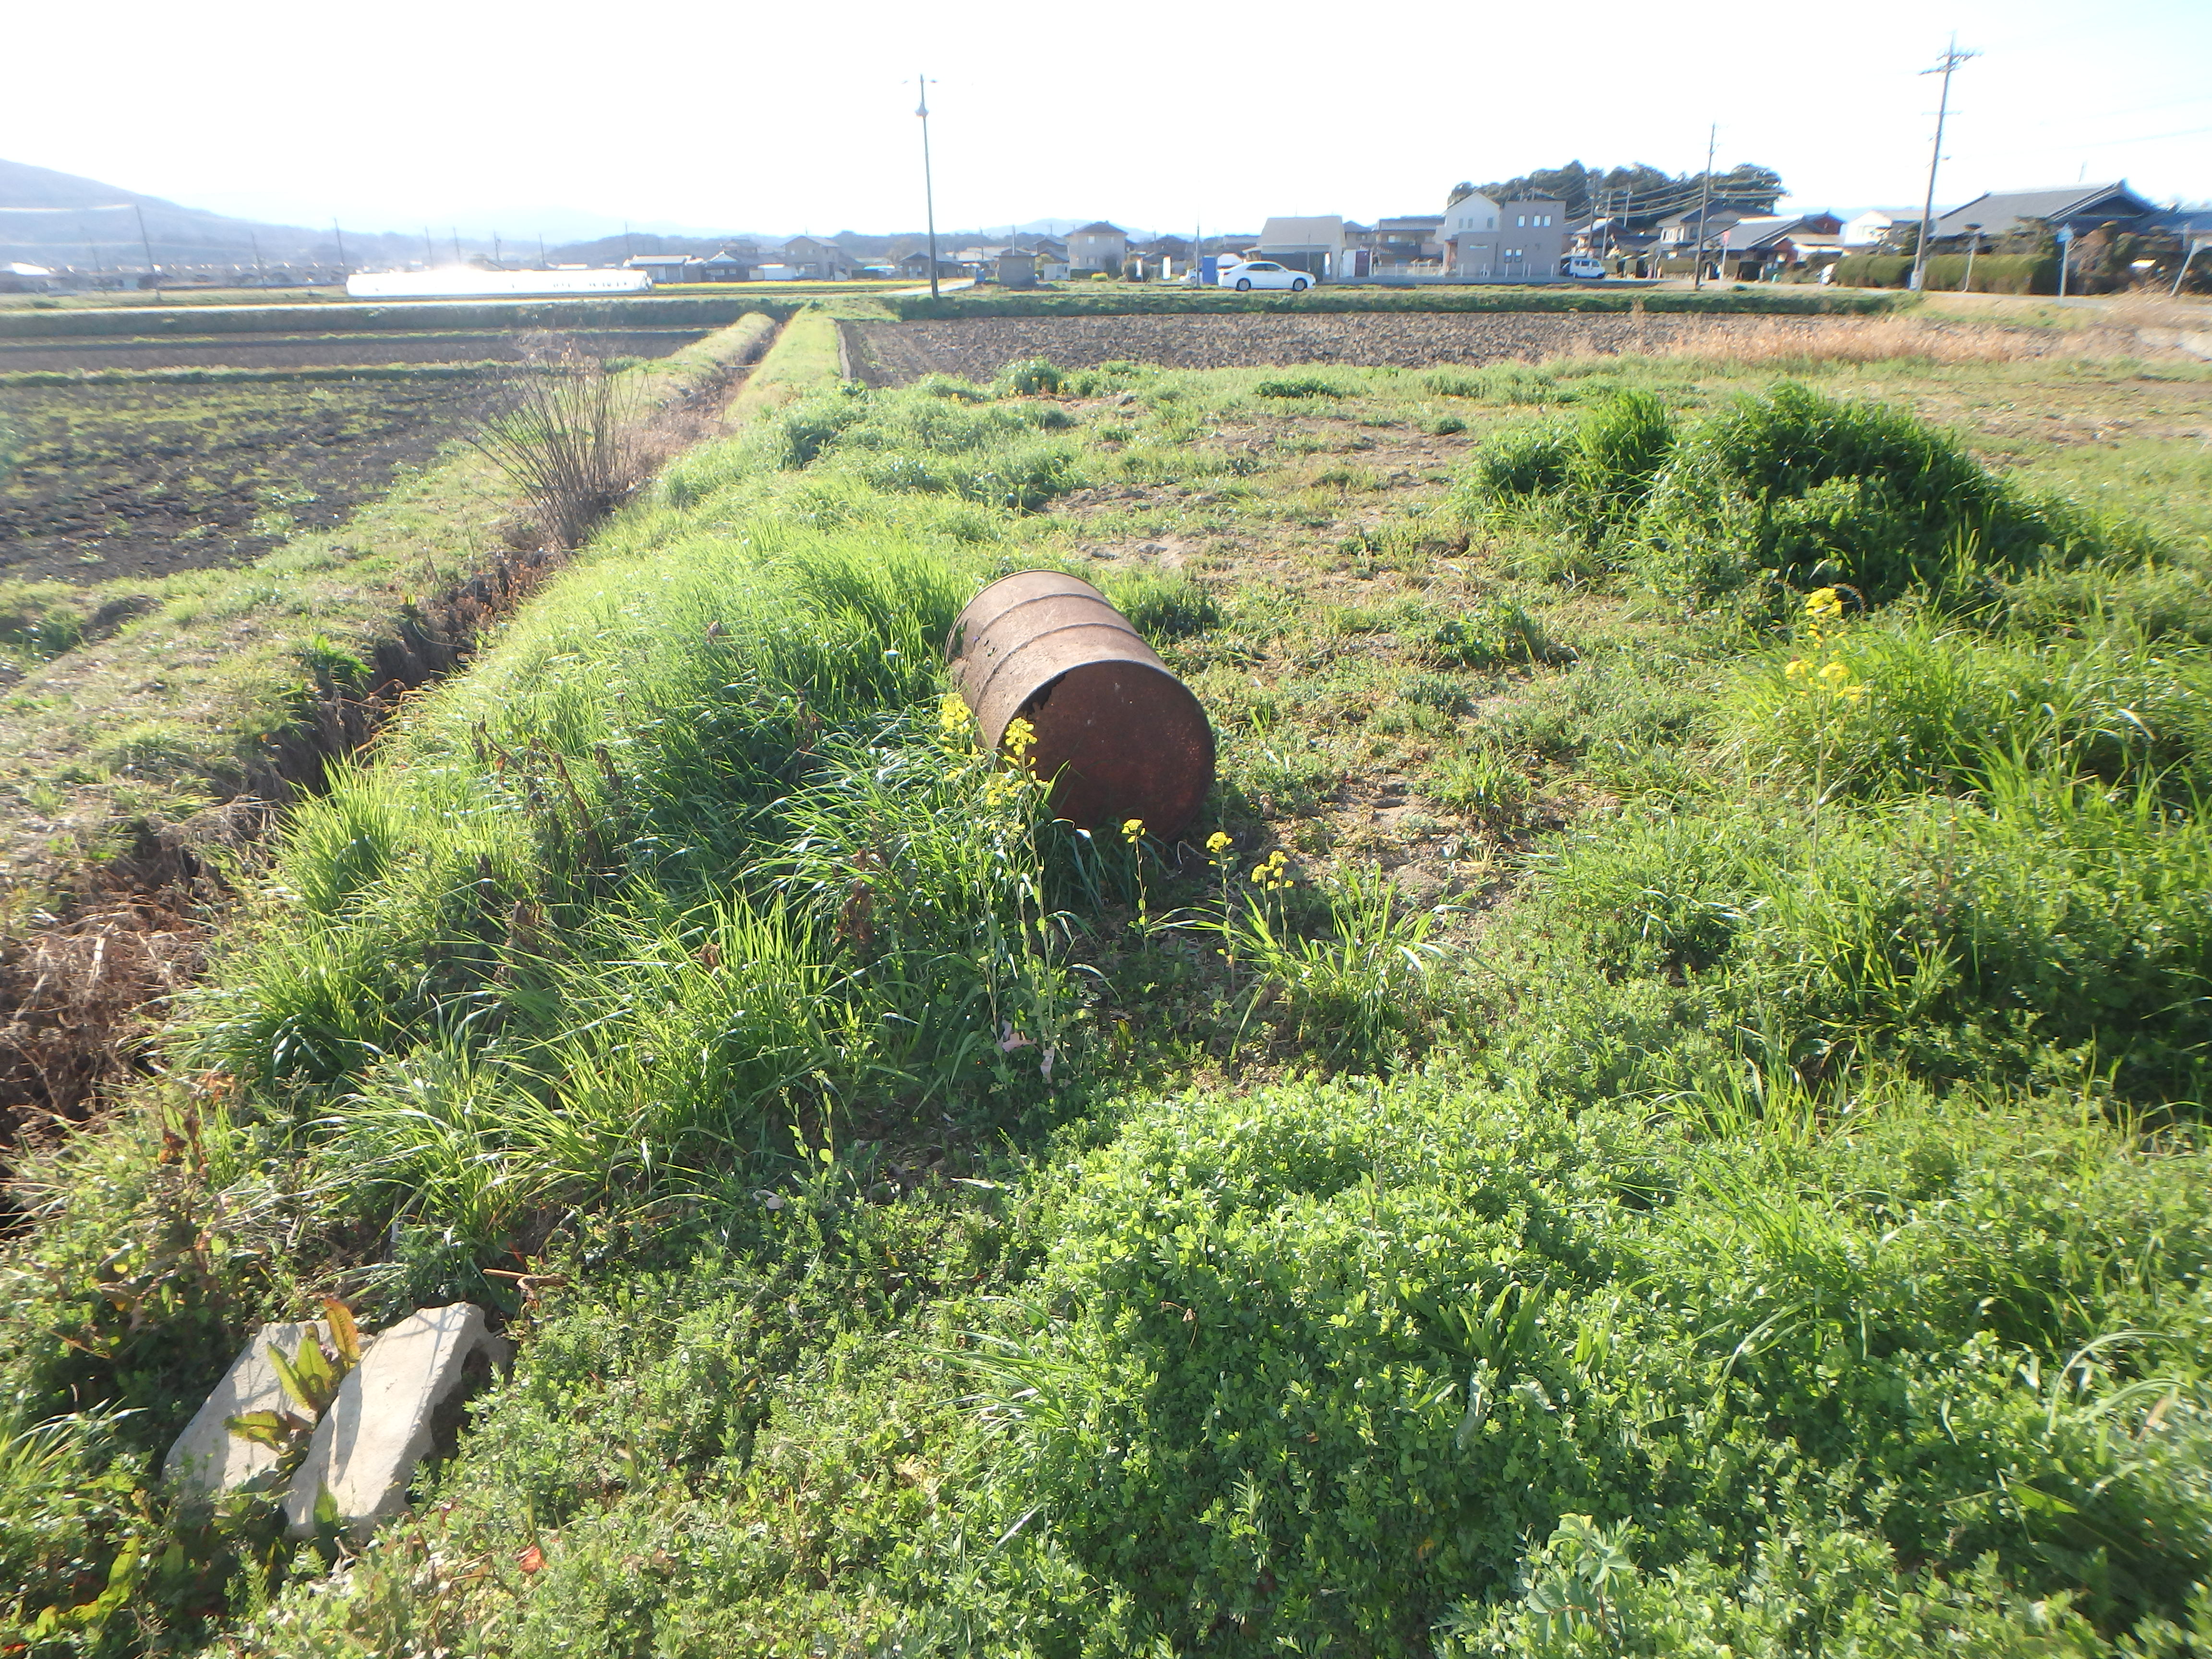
163;1321;329;1499
283;1302;510;1540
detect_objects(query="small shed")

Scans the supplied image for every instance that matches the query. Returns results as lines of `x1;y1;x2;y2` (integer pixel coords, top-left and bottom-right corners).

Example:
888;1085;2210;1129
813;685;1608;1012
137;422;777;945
996;248;1037;289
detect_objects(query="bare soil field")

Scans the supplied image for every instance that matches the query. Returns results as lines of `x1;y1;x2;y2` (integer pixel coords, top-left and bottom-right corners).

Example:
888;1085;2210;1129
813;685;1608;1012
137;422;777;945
850;310;2122;384
0;375;503;582
0;326;709;373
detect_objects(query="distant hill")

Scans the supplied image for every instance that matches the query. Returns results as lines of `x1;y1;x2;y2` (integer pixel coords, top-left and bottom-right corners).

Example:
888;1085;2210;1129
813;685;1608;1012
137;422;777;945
0;157;421;270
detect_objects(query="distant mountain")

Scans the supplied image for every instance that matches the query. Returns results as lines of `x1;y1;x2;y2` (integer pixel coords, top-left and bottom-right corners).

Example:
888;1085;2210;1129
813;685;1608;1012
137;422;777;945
0;156;428;270
0;157;1178;274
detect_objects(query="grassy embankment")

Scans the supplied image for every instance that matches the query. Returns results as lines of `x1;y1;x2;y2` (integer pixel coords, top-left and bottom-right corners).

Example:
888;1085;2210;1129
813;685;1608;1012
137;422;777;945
6;317;2212;1654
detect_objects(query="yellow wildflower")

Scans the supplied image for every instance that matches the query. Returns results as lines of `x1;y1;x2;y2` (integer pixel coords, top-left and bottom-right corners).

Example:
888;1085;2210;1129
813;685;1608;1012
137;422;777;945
939;691;971;733
1818;660;1851;688
1122;817;1146;843
1205;830;1233;862
1003;717;1037;757
1784;659;1810;682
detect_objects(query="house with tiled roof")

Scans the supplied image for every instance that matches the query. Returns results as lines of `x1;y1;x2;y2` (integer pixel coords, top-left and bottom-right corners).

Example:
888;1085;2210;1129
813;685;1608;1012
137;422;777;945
1932;182;2155;247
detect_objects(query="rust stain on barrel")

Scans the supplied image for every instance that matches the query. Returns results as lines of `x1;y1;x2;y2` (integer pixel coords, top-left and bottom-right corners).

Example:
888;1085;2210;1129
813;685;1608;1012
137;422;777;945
946;570;1216;840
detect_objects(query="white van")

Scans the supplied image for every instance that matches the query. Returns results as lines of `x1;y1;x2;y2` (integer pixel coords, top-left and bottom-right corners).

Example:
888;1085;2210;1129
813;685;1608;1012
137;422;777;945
1560;256;1608;281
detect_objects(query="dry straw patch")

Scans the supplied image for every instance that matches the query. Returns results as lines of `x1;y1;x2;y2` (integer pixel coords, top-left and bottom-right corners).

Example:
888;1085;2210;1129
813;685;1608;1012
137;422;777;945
1643;313;2179;366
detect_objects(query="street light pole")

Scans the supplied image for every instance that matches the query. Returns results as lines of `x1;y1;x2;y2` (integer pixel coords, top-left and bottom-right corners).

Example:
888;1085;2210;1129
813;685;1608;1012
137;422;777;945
1960;222;1982;293
916;73;941;301
1910;37;1977;293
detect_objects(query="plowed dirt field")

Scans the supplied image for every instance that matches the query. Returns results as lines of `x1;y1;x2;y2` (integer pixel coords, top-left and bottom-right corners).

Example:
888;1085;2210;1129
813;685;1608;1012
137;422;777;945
847;310;1976;384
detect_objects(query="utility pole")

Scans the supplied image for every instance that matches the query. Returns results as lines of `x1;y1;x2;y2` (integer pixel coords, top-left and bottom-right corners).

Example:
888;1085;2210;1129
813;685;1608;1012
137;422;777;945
452;228;462;263
493;232;502;268
538;234;547;268
1910;36;1977;293
1960;222;1982;292
622;221;632;262
915;73;941;300
333;219;348;275
1691;124;1716;290
250;230;264;283
132;201;159;295
424;227;435;267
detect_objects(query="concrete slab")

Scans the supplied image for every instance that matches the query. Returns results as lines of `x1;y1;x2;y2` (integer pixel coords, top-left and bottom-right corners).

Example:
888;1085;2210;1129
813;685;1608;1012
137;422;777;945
163;1321;328;1499
282;1302;510;1540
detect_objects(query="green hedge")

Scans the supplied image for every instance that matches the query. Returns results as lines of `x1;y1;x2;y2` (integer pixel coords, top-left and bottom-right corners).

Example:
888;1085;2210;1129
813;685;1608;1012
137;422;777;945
0;293;799;341
1833;253;2057;294
882;286;1899;322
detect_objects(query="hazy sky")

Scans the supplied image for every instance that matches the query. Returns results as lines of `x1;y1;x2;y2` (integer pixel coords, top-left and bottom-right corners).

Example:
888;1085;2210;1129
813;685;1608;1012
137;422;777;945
8;0;2208;239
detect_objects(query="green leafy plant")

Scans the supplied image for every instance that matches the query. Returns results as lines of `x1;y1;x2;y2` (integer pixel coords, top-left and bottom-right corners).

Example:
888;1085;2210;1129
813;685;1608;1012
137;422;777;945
1254;374;1346;399
1228;862;1450;1070
225;1302;364;1454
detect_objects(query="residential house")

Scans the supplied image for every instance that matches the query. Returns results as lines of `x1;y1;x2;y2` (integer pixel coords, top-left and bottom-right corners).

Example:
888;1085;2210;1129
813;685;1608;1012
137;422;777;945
1438;192;1567;280
1372;215;1444;268
700;248;754;282
1931;181;2157;249
1843;208;1923;249
1651;205;1751;257
1250;215;1346;278
781;236;854;279
895;250;964;282
622;253;705;283
1067;222;1128;274
1719;212;1844;278
1029;236;1070;281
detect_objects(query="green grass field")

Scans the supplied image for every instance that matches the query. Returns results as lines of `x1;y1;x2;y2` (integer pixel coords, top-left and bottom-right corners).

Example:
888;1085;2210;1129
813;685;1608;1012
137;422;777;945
5;315;2212;1655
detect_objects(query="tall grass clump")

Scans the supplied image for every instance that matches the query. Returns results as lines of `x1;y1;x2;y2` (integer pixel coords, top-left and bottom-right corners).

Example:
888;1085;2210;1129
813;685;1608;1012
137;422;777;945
1467;384;2157;613
1638;384;2123;607
1466;389;1675;547
469;344;642;548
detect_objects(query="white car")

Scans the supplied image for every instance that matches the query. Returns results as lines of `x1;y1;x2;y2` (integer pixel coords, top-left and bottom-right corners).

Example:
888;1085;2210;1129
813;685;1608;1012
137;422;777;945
1560;256;1608;281
1223;259;1311;292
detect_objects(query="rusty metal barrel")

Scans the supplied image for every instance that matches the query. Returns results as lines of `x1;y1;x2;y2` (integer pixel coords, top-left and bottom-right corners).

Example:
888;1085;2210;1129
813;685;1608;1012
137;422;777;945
945;570;1215;840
